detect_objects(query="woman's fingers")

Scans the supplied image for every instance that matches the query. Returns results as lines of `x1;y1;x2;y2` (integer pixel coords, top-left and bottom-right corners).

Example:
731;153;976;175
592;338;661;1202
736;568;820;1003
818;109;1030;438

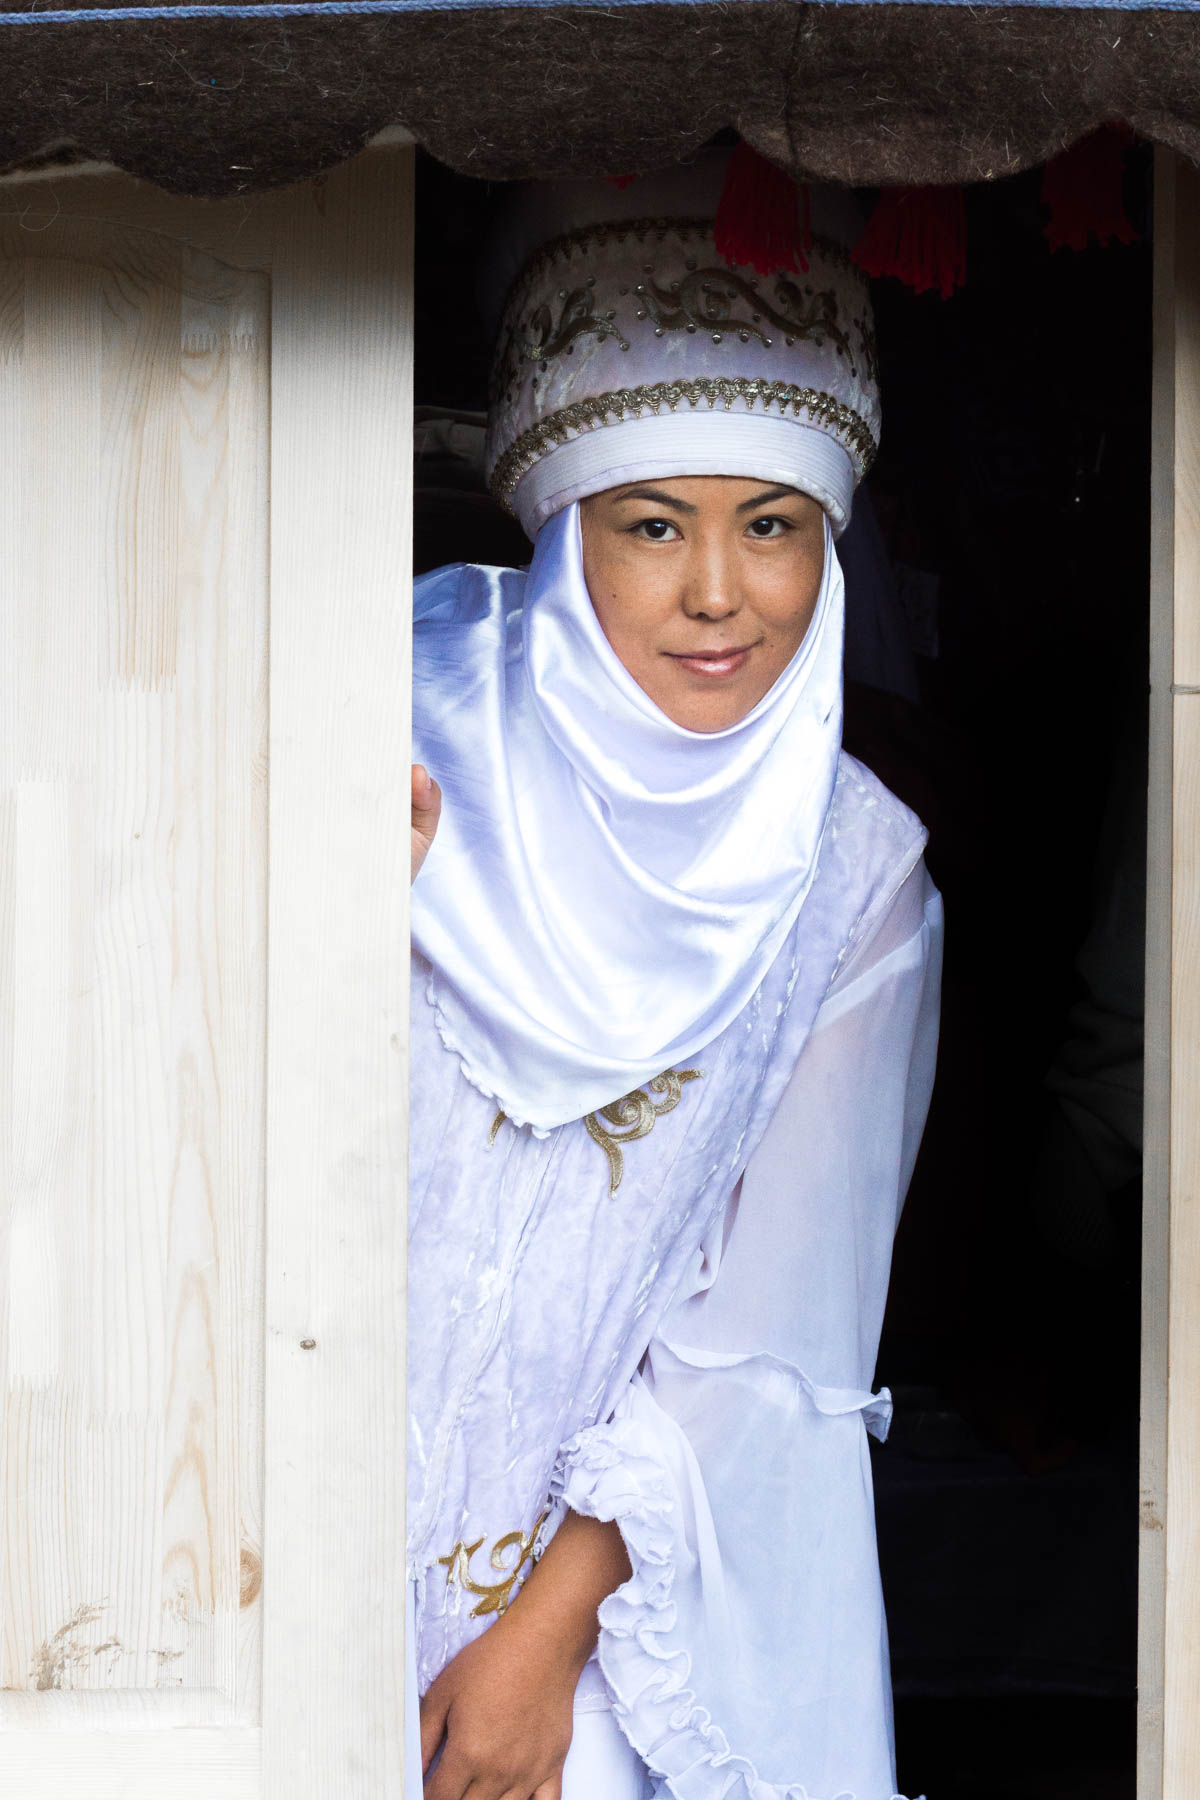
420;1744;461;1800
424;1749;510;1800
422;1735;478;1800
412;763;443;883
412;763;442;832
423;1735;565;1800
416;1608;575;1798
412;761;434;811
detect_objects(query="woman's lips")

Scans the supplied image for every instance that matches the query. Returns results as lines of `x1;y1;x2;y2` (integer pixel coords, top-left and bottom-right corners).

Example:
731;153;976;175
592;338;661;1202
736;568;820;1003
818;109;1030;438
665;645;756;678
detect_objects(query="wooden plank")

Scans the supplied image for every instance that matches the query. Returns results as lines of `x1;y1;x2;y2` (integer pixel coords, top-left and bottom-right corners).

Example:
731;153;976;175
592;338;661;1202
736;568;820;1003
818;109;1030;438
1;190;273;1740
3;783;103;1696
1;228;274;1715
19;258;102;775
1173;154;1200;691
1165;692;1200;1798
1150;146;1200;1800
1141;142;1176;1800
0;142;414;1789
1;1726;260;1795
160;263;271;1711
206;252;273;1730
0;788;15;1698
2;1686;238;1726
260;152;413;1797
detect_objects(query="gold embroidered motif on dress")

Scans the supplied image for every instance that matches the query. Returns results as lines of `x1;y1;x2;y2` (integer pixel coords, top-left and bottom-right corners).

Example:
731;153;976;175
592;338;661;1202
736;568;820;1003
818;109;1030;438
585;1068;703;1195
438;1509;550;1618
487;1067;703;1195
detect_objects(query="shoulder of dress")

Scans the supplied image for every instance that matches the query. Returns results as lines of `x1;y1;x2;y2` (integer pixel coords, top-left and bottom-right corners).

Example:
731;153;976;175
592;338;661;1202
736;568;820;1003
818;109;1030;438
810;754;933;988
830;750;928;868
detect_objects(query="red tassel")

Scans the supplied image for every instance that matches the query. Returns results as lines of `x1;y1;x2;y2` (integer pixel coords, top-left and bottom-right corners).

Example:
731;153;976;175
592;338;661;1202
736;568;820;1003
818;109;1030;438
852;186;966;300
1042;125;1137;253
606;174;636;191
714;140;811;277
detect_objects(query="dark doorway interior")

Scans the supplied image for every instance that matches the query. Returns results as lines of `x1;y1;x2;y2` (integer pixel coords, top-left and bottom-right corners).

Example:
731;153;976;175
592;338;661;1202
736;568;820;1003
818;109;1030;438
413;146;1149;1800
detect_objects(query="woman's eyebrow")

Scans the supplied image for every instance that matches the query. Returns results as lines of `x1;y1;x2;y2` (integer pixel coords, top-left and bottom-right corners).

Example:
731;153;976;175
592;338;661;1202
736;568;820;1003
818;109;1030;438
735;486;801;511
613;487;699;514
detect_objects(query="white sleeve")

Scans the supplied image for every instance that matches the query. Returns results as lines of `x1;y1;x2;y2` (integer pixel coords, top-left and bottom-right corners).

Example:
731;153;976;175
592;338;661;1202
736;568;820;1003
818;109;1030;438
554;861;942;1800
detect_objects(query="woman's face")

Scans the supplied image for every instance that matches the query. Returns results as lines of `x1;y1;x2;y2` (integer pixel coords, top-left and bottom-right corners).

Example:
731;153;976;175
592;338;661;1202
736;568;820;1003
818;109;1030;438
579;475;827;733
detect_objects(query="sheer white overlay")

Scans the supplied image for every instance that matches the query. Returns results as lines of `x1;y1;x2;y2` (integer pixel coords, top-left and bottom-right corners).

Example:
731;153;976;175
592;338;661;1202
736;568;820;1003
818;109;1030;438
559;863;941;1799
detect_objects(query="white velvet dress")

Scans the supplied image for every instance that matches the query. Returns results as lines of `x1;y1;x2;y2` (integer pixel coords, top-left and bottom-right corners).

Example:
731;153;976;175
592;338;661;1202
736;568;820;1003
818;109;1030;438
407;752;942;1800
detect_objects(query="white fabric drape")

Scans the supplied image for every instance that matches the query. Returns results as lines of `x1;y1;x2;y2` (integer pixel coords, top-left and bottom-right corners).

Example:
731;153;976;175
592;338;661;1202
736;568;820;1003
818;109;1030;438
557;863;942;1800
406;852;941;1800
410;500;844;1133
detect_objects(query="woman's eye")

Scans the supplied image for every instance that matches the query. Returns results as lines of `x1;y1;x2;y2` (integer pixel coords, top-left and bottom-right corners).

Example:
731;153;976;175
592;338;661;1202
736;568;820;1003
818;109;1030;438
632;518;678;542
747;515;789;538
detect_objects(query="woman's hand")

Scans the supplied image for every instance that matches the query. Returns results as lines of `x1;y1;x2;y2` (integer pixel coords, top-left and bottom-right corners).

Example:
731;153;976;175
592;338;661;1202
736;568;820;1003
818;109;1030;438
412;764;442;884
419;1598;578;1800
420;1511;631;1799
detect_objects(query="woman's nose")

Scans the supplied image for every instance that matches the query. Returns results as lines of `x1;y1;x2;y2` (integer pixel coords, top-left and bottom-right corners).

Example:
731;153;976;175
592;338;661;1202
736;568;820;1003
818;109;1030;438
681;540;739;620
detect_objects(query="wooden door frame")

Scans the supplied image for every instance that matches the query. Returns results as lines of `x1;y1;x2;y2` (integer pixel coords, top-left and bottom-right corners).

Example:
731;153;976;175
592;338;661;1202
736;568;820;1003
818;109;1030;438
1142;143;1200;1800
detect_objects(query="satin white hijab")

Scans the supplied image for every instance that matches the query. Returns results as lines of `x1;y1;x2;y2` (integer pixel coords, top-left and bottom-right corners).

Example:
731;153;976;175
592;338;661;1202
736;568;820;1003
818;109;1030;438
411;500;844;1131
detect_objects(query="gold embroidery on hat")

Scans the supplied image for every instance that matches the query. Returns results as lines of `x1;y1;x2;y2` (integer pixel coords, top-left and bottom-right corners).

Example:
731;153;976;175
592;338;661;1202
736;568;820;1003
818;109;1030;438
516;283;630;366
438;1509;550;1618
637;268;856;371
490;218;870;411
584;1068;703;1196
855;309;880;388
489;378;877;509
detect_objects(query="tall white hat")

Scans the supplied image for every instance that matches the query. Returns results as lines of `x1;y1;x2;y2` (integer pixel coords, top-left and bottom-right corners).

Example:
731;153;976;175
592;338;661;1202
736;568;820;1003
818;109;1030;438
484;147;880;540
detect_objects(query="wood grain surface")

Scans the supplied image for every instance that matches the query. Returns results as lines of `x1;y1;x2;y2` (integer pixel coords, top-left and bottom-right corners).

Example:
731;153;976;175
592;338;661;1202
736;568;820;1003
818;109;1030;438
1144;147;1200;1800
0;145;413;1797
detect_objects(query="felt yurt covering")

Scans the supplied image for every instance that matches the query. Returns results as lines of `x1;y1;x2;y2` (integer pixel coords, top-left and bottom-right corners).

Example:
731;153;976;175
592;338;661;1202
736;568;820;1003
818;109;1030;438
0;0;1199;197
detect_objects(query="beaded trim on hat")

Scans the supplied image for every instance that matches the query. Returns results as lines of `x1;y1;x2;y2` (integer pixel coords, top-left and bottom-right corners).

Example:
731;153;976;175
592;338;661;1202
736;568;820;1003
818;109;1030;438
489;377;877;511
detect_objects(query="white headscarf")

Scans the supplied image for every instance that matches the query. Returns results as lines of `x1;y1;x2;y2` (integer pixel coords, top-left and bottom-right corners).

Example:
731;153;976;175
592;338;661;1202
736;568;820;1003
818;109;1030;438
411;498;844;1132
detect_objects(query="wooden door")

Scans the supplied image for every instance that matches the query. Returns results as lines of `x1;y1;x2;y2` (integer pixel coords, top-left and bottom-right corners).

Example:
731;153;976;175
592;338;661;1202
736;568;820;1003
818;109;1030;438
1143;145;1200;1800
0;146;413;1796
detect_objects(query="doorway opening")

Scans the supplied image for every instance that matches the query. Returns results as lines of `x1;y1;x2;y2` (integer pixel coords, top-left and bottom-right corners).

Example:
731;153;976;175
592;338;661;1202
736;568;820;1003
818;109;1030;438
412;145;1150;1800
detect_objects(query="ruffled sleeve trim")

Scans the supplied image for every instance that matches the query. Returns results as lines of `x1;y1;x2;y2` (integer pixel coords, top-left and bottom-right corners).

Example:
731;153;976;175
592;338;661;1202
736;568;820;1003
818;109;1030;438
553;1390;922;1800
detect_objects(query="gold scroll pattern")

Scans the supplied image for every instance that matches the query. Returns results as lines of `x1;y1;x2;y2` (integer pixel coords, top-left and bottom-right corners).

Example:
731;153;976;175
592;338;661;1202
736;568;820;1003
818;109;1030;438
488;1068;703;1195
586;1068;703;1195
438;1509;551;1618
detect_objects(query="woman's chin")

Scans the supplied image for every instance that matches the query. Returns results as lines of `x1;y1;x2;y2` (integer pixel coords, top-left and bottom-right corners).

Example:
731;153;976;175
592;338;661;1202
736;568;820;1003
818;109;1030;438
644;658;780;729
655;686;759;732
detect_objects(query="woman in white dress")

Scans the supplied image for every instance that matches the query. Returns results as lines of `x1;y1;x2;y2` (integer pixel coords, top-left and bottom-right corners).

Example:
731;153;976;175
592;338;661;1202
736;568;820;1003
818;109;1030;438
407;150;942;1800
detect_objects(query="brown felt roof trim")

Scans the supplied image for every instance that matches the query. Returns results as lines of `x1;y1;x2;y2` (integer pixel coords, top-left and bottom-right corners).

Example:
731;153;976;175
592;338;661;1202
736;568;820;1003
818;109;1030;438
0;3;1195;197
